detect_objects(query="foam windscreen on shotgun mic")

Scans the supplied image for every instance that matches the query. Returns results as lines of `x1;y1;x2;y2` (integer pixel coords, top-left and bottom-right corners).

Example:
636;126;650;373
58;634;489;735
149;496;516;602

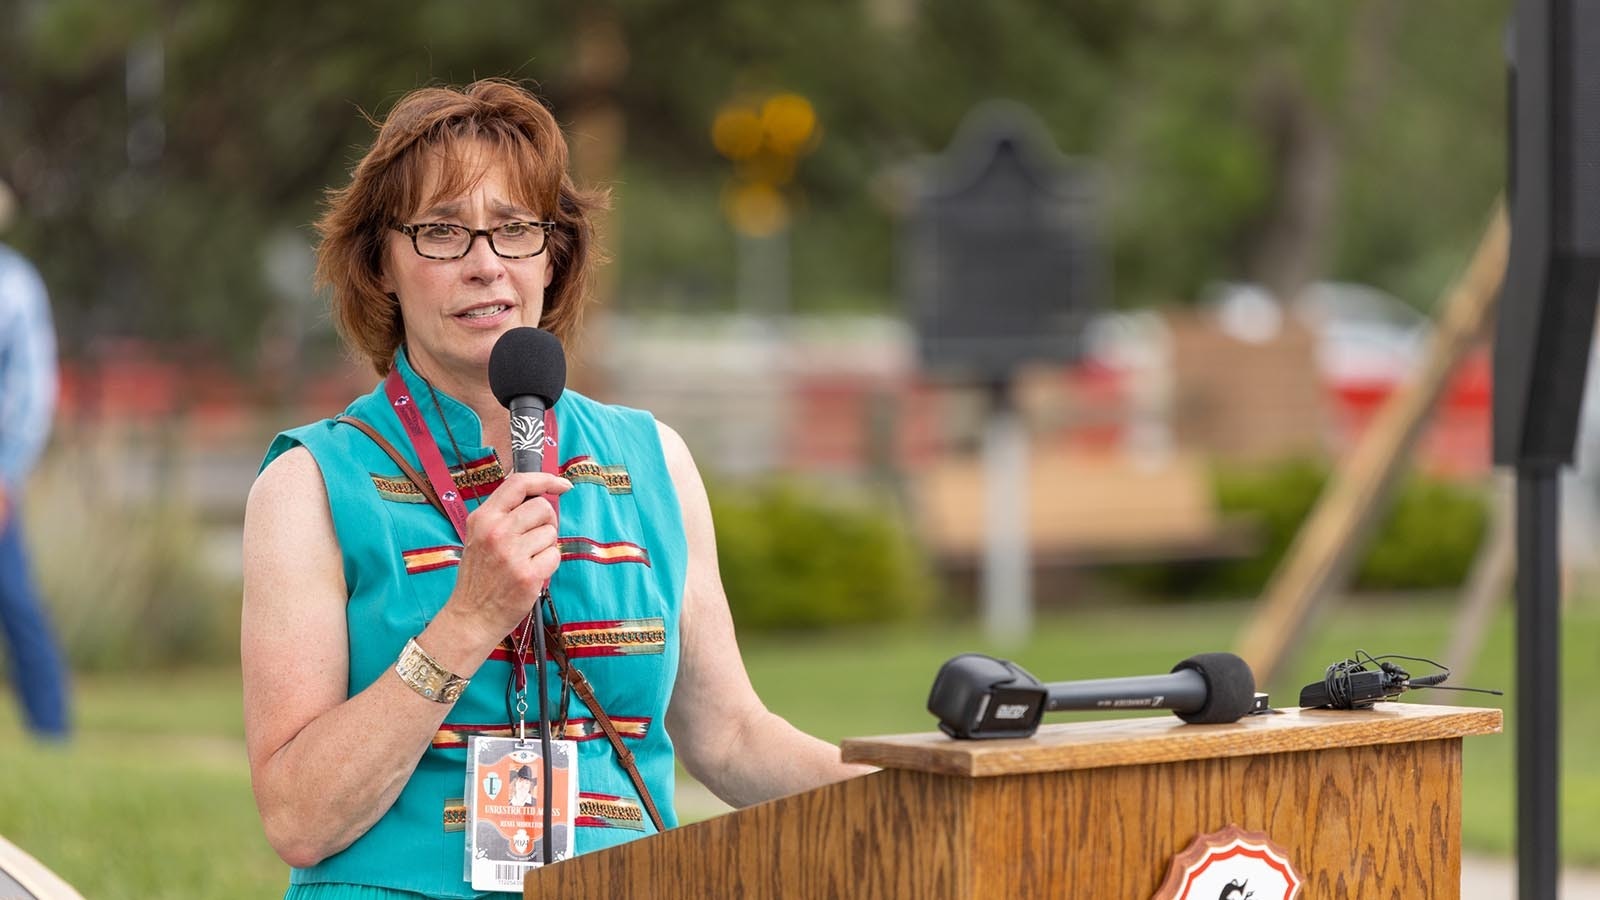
1167;652;1257;724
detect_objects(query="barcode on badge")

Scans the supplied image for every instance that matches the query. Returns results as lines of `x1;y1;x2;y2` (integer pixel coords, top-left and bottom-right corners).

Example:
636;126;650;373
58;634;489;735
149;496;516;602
495;862;533;885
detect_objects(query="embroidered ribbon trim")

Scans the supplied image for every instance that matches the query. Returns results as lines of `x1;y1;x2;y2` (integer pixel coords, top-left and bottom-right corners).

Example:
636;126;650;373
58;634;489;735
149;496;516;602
560;618;667;658
401;545;464;575
372;454;505;504
559;456;633;494
443;799;467;833
575;792;647;831
432;718;652;750
377;454;627;503
486;618;666;661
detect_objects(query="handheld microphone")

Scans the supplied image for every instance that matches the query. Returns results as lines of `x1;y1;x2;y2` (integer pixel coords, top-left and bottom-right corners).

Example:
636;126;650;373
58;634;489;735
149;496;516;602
487;326;568;865
928;651;1257;739
488;327;566;475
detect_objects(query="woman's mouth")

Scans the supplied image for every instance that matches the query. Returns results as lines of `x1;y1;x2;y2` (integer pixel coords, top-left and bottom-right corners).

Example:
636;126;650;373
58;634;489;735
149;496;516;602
458;304;510;319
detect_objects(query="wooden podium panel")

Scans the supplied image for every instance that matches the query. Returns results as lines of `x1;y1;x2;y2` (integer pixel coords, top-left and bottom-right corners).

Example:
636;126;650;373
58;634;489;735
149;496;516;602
524;704;1501;899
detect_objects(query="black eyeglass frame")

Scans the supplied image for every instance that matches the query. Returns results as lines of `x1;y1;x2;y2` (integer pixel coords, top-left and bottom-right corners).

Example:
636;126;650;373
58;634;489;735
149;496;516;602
391;221;557;260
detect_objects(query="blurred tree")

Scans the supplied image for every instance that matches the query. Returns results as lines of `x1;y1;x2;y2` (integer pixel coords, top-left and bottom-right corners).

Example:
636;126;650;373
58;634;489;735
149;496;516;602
0;0;1510;375
607;0;1508;315
0;0;587;369
1118;0;1504;310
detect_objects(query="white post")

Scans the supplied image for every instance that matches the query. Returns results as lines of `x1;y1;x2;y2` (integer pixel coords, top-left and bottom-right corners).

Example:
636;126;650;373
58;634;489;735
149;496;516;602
737;229;790;320
982;382;1032;645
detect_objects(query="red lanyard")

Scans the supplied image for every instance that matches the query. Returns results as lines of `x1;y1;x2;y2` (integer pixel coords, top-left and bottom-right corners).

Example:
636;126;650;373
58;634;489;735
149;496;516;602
384;367;559;691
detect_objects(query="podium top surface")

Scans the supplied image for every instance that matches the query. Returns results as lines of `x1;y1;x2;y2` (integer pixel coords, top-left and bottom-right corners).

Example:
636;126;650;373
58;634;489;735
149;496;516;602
840;702;1502;777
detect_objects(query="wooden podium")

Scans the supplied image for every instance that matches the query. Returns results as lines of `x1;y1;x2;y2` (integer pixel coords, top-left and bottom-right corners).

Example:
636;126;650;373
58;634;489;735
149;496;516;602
524;702;1500;899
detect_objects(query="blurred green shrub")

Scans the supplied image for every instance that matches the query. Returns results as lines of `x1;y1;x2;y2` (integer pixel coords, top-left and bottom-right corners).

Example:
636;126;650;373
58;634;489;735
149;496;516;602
1107;458;1488;599
710;480;935;630
26;443;241;671
1209;458;1329;596
1353;475;1489;591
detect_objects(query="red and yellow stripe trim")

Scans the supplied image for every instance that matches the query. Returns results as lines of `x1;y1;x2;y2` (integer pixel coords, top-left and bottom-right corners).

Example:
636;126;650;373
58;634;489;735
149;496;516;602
432;718;652;750
401;545;463;575
557;537;651;567
402;537;649;575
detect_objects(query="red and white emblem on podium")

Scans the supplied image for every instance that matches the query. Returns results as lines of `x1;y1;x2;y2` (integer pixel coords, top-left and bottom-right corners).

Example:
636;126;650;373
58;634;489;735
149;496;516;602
1152;824;1303;900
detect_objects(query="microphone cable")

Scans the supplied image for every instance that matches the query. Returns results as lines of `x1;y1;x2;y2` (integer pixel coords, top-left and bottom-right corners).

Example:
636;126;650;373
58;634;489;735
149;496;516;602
532;588;555;867
501;590;571;868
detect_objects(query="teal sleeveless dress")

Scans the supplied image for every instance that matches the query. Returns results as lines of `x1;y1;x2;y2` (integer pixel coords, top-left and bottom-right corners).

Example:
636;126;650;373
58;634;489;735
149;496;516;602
261;350;687;899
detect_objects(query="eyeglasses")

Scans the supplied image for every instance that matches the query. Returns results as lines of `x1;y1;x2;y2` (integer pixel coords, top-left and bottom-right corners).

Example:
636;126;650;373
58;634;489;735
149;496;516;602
391;221;556;260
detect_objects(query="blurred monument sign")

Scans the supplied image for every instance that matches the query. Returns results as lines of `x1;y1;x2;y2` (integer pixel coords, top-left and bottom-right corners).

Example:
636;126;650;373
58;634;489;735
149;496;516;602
904;101;1101;382
901;101;1102;645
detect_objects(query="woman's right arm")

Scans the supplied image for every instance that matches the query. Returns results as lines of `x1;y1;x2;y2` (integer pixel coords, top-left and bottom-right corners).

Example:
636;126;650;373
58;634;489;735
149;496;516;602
241;447;567;868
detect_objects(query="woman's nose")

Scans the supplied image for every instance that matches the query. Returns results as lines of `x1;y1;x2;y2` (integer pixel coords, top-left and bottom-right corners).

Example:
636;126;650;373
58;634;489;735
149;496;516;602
459;233;507;281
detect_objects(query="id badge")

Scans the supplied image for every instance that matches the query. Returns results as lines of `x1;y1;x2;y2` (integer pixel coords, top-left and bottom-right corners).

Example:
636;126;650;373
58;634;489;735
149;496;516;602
466;736;579;891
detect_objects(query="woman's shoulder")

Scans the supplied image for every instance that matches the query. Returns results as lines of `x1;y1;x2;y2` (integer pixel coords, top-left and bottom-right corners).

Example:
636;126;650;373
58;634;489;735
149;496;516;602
258;384;391;473
260;418;352;475
560;391;689;491
246;443;327;530
560;390;665;446
561;389;654;423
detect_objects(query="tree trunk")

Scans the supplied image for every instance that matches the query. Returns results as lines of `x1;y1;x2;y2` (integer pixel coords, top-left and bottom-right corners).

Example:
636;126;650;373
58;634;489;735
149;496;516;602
1240;0;1399;304
564;5;628;395
1241;71;1338;305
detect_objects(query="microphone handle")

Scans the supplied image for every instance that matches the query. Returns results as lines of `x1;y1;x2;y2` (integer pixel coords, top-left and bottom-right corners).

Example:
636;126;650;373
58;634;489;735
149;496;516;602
508;396;548;475
1044;669;1209;714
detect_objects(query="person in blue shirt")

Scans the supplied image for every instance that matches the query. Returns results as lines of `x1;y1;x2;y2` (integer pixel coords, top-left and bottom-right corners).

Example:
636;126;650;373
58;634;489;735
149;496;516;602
241;80;870;899
0;179;69;739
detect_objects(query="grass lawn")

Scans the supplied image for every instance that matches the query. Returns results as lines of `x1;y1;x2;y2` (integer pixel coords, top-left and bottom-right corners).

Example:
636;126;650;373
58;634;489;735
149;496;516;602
738;595;1600;866
0;669;280;898
0;595;1595;897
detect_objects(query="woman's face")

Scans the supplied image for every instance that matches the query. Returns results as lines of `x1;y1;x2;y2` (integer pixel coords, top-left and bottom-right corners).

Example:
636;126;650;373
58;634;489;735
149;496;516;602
381;141;553;391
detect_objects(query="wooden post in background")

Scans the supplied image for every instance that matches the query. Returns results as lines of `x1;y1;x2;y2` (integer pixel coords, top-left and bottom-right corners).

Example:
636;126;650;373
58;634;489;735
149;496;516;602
563;4;628;395
1236;204;1508;685
1443;472;1516;684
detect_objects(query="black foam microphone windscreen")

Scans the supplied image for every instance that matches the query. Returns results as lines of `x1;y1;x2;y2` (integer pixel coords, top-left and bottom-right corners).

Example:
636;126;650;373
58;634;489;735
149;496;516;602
488;327;567;474
1169;652;1257;725
488;327;566;410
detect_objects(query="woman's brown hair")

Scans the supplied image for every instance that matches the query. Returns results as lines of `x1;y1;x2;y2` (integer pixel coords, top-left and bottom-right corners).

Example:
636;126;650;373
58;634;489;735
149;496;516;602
315;79;606;374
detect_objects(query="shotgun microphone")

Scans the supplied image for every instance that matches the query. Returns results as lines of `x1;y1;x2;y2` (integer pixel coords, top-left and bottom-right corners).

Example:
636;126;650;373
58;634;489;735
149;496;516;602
929;651;1257;739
